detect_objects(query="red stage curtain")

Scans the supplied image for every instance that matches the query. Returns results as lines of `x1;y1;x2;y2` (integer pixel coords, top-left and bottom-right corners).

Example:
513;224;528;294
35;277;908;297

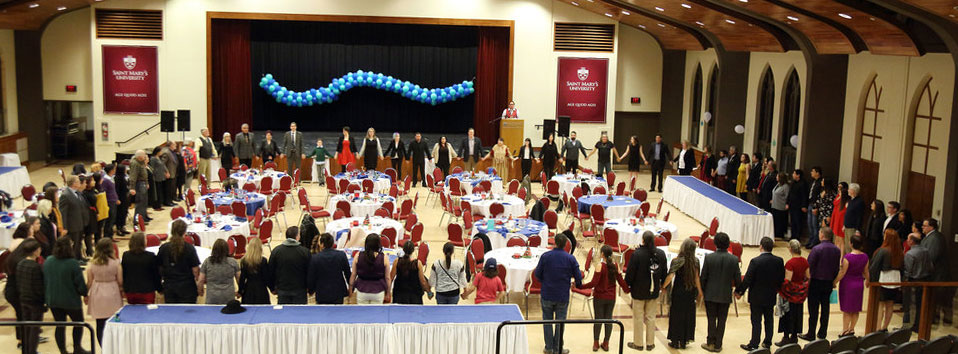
210;20;252;138
473;27;510;144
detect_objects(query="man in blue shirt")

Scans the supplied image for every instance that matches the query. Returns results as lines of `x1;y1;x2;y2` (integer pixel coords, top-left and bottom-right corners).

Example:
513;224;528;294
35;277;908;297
534;233;583;354
799;226;841;341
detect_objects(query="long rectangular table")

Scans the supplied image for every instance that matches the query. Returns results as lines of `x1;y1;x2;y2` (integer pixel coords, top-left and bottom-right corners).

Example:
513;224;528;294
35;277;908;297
0;166;30;198
103;304;529;354
662;175;773;245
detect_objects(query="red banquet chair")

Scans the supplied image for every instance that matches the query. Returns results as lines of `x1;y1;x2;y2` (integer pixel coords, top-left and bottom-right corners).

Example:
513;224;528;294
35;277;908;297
632;188;648;202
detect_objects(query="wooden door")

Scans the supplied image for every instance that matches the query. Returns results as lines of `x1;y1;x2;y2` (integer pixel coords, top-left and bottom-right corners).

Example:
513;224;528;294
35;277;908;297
905;172;934;221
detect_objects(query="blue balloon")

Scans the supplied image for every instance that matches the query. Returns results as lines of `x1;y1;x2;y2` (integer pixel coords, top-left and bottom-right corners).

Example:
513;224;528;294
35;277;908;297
337;78;345;85
467;87;475;94
345;82;354;89
281;97;289;104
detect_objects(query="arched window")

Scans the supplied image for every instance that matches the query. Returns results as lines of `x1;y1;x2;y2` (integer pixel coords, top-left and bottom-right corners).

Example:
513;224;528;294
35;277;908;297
905;78;942;220
778;69;800;171
705;65;719;148
855;76;882;205
689;65;702;146
755;68;775;160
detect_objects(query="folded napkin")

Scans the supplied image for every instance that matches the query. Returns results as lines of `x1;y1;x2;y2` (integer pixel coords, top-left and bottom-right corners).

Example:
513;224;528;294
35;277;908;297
0;215;10;223
221;225;233;231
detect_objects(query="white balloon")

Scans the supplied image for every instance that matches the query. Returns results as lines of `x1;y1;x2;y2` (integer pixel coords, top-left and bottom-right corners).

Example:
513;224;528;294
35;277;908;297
789;135;799;148
734;125;745;134
703;112;712;123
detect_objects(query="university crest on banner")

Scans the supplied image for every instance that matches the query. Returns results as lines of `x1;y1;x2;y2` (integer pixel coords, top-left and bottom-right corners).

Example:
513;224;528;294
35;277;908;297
556;57;608;123
102;45;158;114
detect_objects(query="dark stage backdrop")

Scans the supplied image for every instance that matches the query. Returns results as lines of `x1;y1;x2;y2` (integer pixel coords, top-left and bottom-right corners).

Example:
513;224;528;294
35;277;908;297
249;20;477;134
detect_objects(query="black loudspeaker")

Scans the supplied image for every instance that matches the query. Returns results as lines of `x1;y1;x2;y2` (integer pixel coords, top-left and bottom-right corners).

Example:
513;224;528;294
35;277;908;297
160;111;175;132
176;110;191;131
557;116;571;137
542;119;556;140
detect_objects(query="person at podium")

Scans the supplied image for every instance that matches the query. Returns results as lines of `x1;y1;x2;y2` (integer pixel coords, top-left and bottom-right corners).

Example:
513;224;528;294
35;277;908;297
501;101;519;119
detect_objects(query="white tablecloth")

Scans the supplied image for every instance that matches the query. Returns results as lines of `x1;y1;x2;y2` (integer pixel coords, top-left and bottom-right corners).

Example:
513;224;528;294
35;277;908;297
326;216;404;248
102;304;528;354
661;246;712;271
471;219;549;250
231;169;287;189
550;173;606;198
334;172;392;193
445;173;503;195
327;193;396;218
459;195;526;218
0;153;20;167
576;195;642;220
167;215;250;248
485;247;548;292
0;210;36;249
146;246;212;264
604;218;678;247
209;158;222;182
0;166;31;198
662;176;773;245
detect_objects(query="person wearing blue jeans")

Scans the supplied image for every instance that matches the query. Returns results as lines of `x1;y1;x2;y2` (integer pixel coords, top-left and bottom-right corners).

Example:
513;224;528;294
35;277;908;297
533;233;582;354
805;167;823;248
429;243;468;305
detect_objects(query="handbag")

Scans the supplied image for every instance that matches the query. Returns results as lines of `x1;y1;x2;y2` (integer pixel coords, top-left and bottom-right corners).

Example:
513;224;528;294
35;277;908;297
879;269;901;289
774;294;789;317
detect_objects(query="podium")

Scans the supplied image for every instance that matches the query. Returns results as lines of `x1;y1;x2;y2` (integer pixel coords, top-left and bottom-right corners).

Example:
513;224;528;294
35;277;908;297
500;119;524;152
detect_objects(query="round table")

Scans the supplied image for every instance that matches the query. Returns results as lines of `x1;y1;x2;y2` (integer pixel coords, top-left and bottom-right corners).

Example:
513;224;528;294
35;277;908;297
341;247;403;266
147;245;212;264
445;173;503;194
484;246;549;292
334;171;392;193
0;210;36;249
230;169;287;189
604;218;679;247
459;194;526;218
326;216;404;249
168;214;250;248
327;193;396;218
577;195;642;220
471;218;548;249
196;192;267;216
661;246;712;271
551;173;606;198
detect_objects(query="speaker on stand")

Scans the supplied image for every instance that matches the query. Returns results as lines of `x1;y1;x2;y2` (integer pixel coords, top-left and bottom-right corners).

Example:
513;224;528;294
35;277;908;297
160;111;175;141
176;109;191;142
557;116;571;137
542;119;556;140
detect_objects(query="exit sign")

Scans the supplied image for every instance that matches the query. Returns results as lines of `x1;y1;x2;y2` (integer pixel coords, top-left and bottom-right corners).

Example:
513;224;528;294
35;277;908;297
630;97;640;104
65;85;77;93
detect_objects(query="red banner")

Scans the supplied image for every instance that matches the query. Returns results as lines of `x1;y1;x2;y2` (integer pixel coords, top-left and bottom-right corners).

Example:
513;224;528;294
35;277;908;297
102;45;158;114
556;57;608;123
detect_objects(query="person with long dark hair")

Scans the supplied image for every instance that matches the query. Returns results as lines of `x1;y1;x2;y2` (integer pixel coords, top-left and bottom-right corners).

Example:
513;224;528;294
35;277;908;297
830;181;850;252
580;245;630;351
336;126;358;171
431;136;457;177
515;138;536;179
157;219;200;303
870;229;904;331
121;232;161;304
259;130;279;162
624;231;667;351
198;239;240;305
240;238;272;305
44;237;91;354
896;210;913;244
6;239;48;350
306;233;349;305
540;133;560;181
617;136;646;187
86;238;123;345
15;239;46;353
771;172;790;239
664;239;703;349
349;234;392;304
428;242;467;305
736;154;751;200
834;233;869;337
390;241;431;304
864;200;887;256
10;216;42;256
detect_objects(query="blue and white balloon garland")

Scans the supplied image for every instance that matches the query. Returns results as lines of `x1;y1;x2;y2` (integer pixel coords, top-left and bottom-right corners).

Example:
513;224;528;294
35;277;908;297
258;71;476;107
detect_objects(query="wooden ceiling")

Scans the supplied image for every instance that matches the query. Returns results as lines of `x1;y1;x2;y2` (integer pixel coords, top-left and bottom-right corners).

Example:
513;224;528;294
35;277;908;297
896;0;958;24
719;0;857;54
775;0;918;56
562;0;704;51
618;0;785;52
0;0;101;30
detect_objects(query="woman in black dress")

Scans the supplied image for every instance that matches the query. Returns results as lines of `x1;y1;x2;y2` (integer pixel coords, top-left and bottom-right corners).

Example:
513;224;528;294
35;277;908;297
539;133;559;181
260;131;279;162
218;133;235;172
514;138;536;179
114;165;131;236
616;136;646;190
663;238;702;349
238;238;271;304
431;136;457;177
360;128;383;172
389;241;430;304
863;200;886;257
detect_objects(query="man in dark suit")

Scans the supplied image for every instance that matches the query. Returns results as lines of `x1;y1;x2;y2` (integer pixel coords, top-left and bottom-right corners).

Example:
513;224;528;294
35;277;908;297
883;201;902;232
646;135;672;192
59;175;87;261
922;218;954;325
787;169;809;241
806;166;824;248
746;152;764;204
406;133;431;187
235;123;256;168
725;146;740;194
281;122;305;176
758;160;777;211
458;128;484;172
736;237;785;350
306;233;351;304
700;232;742;352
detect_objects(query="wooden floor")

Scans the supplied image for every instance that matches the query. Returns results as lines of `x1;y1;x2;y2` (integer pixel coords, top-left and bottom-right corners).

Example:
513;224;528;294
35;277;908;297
2;161;956;353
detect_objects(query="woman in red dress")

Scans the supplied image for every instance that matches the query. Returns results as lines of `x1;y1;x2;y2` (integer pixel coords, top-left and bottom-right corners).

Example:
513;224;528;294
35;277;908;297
829;181;849;253
336;126;358;172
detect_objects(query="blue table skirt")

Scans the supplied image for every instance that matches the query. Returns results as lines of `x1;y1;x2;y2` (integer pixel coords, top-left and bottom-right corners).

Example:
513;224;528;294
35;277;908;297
577;195;640;214
669;176;762;215
334;172;392;183
203;192;266;216
0;166;22;174
111;304;523;325
473;219;546;238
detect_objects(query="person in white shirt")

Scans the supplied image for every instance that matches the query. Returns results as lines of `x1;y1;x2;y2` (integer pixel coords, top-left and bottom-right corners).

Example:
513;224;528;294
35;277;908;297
675;141;695;176
501;101;518;119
